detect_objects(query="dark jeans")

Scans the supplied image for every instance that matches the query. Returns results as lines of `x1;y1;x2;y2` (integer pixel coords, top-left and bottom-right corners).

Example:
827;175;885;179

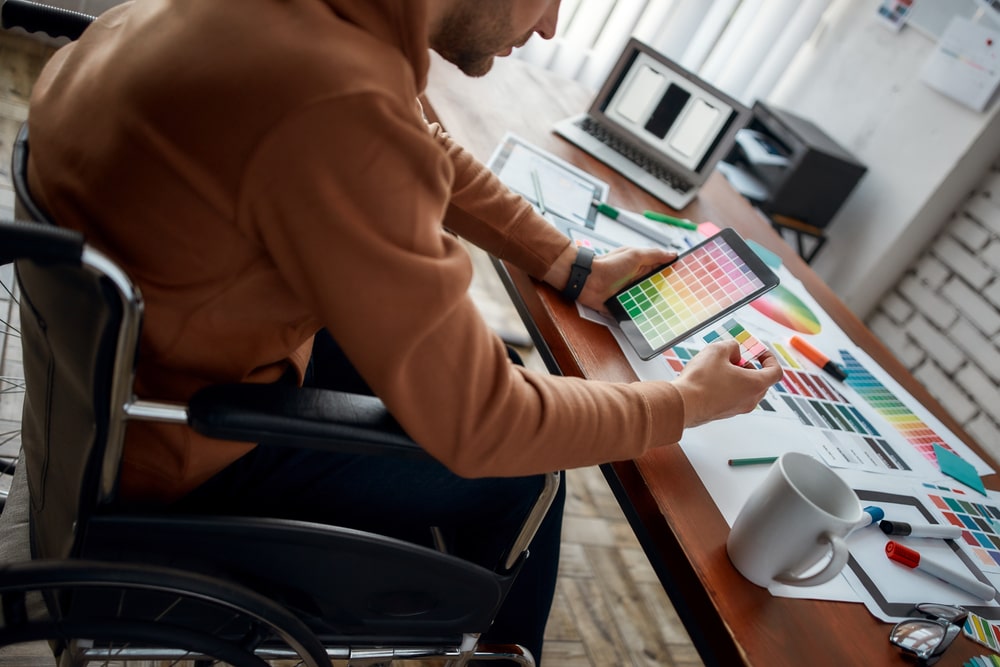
173;331;565;663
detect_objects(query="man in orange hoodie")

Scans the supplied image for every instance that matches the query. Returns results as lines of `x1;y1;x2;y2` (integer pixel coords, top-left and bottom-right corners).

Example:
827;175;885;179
26;0;782;661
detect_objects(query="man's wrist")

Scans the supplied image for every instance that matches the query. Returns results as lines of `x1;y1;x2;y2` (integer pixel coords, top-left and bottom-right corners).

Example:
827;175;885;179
561;247;594;301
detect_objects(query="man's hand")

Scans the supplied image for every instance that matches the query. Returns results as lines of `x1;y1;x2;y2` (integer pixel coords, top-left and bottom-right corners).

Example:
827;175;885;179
544;244;676;312
671;341;785;428
577;246;677;313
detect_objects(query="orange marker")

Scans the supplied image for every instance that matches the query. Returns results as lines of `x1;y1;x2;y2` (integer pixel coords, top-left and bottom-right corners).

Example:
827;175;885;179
789;336;848;381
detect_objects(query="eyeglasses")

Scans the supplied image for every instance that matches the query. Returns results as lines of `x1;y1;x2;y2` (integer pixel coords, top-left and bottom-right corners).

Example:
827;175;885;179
889;603;969;665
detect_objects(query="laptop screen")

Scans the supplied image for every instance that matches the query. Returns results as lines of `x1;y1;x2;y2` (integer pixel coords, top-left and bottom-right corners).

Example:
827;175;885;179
591;39;746;180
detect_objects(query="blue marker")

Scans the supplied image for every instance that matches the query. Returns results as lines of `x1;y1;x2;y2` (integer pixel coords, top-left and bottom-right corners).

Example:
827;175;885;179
855;506;884;530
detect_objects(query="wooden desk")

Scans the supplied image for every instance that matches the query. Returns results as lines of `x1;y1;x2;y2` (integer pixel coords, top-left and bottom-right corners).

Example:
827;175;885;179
423;53;994;667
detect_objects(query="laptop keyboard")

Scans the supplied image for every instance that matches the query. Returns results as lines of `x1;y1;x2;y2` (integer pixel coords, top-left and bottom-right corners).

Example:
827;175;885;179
577;117;692;194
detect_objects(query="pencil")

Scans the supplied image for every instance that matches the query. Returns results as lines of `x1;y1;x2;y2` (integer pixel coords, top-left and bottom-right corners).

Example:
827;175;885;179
530;168;547;215
728;456;778;467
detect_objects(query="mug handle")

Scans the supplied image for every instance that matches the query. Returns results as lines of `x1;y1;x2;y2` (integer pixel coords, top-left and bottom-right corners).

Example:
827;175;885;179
774;533;849;587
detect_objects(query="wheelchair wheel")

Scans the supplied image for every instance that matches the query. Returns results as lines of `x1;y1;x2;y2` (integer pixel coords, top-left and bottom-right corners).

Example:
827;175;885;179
0;267;21;509
0;265;21;452
0;560;331;667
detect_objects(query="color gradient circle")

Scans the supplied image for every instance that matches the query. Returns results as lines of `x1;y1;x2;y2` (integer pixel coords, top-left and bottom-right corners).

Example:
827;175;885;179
750;284;821;334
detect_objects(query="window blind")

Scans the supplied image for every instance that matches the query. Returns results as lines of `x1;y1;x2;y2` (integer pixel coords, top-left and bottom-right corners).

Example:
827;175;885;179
514;0;833;104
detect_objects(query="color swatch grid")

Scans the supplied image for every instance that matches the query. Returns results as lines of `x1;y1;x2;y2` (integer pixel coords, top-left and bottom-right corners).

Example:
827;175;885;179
927;489;1000;571
662;338;912;471
616;236;765;349
839;349;955;463
769;341;910;471
702;318;768;367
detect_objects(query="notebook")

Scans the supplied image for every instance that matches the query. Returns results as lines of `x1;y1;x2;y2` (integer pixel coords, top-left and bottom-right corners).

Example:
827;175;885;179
553;38;750;211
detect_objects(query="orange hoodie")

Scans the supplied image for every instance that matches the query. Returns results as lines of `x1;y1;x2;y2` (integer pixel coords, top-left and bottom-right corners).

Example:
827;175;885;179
26;0;685;504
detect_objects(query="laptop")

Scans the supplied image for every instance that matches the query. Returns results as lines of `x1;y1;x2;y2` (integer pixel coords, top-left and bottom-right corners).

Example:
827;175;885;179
554;38;750;211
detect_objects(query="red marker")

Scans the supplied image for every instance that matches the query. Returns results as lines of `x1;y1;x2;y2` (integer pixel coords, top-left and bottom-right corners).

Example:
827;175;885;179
789;336;848;381
886;541;996;601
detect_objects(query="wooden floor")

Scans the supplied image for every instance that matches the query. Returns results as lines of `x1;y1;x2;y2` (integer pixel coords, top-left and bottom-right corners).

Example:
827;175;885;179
0;30;702;667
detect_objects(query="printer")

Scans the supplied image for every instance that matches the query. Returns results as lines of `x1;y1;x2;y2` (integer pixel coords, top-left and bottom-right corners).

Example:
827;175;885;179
722;101;866;229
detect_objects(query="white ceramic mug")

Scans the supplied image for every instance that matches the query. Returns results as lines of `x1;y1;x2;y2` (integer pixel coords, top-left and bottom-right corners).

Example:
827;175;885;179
726;451;862;588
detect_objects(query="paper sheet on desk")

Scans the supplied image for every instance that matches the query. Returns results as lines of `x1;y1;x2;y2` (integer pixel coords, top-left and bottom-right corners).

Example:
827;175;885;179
489;133;608;225
679;415;858;602
597;263;993;479
591;259;999;610
681;421;1000;613
486;132;698;252
837;471;1000;622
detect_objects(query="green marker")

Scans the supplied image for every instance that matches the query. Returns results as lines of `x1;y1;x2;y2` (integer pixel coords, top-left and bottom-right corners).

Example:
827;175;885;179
593;200;697;230
727;456;778;467
594;201;620;219
642;210;698;231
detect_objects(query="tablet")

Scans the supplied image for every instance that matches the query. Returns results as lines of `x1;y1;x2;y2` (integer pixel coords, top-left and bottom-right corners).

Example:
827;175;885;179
605;228;779;360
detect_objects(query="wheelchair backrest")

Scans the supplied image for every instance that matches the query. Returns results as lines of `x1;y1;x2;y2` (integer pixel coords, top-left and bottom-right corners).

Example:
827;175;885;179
10;126;143;561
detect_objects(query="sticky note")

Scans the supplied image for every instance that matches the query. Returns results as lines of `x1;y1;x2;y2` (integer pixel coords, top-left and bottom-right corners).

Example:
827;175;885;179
935;443;987;496
698;221;721;237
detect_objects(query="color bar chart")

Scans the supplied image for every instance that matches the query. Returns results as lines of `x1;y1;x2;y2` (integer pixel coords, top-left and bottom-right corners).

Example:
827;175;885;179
839;349;954;463
769;342;909;471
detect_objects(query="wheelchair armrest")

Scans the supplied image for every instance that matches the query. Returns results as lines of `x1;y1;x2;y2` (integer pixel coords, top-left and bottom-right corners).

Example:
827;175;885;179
0;219;84;266
188;383;432;461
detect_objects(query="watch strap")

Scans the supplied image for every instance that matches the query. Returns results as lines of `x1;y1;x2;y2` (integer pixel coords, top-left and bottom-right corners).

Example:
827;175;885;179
561;247;595;301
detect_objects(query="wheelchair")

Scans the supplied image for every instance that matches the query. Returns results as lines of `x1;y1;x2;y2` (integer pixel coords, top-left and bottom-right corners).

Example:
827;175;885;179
0;2;560;664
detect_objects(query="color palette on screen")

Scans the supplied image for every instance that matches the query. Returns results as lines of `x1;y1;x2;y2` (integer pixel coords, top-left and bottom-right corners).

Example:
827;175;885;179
928;491;1000;570
839;349;955;463
616;235;765;350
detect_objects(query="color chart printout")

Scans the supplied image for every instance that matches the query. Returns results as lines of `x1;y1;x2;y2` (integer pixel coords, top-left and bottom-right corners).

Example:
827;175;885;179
662;337;927;476
701;318;769;367
838;349;957;465
616;235;765;351
921;483;1000;575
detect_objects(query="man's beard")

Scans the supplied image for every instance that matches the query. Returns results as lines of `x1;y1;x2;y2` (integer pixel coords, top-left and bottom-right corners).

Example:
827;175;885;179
431;6;530;77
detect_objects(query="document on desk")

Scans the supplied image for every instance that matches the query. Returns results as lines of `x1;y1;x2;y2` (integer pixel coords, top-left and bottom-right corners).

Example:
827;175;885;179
487;133;696;252
679;412;1000;615
601;247;998;611
489;133;608;232
840;475;1000;622
610;262;993;479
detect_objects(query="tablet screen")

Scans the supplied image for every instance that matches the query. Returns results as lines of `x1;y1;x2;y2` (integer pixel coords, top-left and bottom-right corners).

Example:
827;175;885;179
606;228;779;360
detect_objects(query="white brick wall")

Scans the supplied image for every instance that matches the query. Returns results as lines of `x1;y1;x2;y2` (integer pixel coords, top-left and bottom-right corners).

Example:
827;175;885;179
868;164;1000;462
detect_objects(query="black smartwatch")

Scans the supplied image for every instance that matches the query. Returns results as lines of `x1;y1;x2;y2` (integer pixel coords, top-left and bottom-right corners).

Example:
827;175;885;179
561;246;594;301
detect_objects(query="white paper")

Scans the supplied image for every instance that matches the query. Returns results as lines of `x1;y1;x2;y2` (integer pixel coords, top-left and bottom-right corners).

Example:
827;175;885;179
921;16;1000;111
